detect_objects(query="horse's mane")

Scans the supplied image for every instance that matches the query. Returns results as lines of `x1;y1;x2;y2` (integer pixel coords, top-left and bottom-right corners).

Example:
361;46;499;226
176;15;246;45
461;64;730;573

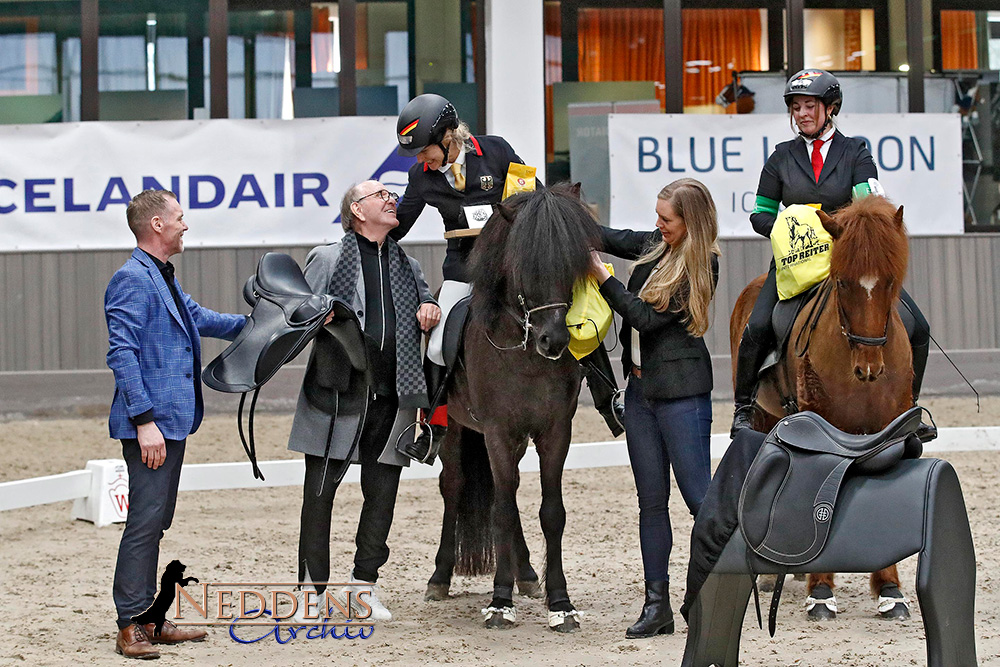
829;196;908;285
470;184;602;323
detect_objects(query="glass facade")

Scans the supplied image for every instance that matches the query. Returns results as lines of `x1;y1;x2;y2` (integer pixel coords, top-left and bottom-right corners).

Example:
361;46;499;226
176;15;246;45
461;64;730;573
0;0;994;230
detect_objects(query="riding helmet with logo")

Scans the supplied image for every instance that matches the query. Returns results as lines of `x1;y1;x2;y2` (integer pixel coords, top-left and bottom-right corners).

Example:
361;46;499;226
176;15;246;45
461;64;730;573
396;93;459;157
783;69;842;116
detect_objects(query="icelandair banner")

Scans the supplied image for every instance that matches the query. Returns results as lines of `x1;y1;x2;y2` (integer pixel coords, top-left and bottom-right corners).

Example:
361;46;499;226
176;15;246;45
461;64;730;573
0;117;442;251
608;113;962;237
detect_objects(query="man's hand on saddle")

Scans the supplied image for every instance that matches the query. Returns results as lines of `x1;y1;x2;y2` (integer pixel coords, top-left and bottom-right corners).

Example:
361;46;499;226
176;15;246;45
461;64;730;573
417;302;442;332
588;250;612;284
137;421;167;470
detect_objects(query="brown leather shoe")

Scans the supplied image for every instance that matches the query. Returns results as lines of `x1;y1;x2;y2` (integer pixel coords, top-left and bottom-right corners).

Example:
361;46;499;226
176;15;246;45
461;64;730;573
115;624;160;660
143;620;207;644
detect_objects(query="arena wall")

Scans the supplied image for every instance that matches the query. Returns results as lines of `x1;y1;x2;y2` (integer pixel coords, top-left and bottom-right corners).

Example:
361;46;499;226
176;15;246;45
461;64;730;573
1;235;997;413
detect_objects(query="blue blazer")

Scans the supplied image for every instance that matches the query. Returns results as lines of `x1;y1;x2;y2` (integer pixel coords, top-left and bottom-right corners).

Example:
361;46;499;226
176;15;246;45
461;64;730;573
105;248;246;441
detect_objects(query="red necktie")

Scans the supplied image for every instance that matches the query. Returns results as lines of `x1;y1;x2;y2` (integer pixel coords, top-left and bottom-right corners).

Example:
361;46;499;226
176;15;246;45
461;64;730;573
811;139;825;183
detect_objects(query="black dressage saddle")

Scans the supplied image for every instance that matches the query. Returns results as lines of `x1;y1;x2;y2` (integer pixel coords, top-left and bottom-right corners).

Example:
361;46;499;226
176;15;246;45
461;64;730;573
740;407;924;568
204;252;365;481
738;407;923;634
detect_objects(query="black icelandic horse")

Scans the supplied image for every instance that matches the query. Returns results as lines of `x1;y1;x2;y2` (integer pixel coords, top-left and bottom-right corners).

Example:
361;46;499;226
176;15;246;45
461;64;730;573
424;184;602;632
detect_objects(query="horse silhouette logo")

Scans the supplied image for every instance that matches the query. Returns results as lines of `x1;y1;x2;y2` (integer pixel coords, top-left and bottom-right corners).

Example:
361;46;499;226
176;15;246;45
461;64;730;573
788;215;819;252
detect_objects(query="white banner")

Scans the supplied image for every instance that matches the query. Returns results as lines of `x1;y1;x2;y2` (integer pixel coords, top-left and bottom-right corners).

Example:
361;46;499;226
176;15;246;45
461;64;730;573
608;113;963;237
0;117;442;251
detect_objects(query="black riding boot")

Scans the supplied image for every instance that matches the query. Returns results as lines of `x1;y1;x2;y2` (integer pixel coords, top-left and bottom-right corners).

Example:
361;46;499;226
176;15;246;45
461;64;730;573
625;581;674;638
582;347;624;437
731;327;765;438
910;340;937;442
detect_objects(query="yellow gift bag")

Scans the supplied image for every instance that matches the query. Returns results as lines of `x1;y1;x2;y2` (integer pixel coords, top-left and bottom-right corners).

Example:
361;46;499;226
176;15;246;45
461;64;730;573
770;204;834;300
502;163;537;200
566;263;614;360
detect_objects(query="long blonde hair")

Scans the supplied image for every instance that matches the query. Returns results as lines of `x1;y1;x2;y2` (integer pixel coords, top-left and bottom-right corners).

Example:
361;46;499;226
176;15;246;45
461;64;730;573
633;178;721;336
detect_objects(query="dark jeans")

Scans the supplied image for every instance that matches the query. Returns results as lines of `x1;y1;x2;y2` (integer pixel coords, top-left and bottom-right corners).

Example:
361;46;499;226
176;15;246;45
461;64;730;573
298;394;402;592
114;438;186;629
624;377;712;582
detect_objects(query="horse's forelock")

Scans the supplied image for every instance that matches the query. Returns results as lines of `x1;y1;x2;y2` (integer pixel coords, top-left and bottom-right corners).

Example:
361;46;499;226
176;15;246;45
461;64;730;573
504;185;602;302
829;196;908;285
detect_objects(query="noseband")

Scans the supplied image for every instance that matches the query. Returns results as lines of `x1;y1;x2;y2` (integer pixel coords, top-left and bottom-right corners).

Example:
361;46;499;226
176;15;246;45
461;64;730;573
836;284;890;348
486;294;568;351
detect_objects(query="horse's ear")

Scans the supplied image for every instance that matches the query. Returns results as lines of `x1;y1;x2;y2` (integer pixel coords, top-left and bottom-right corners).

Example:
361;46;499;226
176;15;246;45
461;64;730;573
569;182;582;199
817;209;842;239
894;205;904;228
497;202;516;222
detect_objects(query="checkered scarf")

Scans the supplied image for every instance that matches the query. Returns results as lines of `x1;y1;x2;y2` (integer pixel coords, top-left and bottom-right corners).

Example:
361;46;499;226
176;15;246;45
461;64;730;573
328;231;428;409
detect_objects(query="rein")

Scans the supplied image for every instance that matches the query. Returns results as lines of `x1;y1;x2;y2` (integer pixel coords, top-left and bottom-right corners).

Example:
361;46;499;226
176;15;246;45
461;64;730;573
485;294;568;352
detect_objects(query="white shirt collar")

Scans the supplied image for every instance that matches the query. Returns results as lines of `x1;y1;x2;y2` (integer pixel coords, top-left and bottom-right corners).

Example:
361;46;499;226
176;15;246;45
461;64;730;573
438;145;468;173
807;126;836;147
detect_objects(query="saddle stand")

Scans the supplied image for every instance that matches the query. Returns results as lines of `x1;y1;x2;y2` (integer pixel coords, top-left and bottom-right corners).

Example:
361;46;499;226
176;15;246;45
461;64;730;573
682;409;977;667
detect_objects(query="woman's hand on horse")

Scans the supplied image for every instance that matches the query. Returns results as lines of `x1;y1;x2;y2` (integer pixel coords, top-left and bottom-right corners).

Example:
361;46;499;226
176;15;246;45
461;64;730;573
417;302;442;332
589;250;612;284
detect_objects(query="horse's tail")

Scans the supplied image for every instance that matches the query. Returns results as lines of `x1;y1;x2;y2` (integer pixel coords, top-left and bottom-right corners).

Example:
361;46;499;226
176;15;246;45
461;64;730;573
454;428;495;576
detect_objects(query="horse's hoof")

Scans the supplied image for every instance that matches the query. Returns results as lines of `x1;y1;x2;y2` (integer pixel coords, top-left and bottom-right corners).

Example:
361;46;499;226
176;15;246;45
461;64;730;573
548;609;582;633
482;606;516;629
805;594;838;621
424;583;450;601
517;578;543;599
877;590;911;620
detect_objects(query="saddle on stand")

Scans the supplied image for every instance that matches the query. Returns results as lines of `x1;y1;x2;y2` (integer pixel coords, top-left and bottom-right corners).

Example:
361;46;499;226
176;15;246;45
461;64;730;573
738;407;924;634
204;252;364;481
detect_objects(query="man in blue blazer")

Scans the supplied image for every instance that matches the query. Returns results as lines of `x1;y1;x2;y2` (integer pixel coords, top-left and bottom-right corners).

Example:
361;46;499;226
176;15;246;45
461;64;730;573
105;189;245;659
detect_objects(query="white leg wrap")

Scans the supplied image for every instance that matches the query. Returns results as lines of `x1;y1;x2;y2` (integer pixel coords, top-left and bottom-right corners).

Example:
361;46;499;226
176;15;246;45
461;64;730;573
805;595;839;613
878;594;910;613
548;609;583;628
481;606;516;623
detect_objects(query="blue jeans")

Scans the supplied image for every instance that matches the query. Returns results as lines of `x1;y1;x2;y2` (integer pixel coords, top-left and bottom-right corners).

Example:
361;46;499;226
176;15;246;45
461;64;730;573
624;377;712;582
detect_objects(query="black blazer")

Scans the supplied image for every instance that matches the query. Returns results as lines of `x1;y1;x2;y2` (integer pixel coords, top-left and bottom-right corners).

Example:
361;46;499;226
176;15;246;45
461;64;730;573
392;134;535;282
750;130;878;238
598;227;719;402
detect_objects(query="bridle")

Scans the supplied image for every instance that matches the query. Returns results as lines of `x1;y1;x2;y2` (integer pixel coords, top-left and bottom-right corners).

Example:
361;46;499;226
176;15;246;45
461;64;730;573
835;281;890;348
486;294;568;351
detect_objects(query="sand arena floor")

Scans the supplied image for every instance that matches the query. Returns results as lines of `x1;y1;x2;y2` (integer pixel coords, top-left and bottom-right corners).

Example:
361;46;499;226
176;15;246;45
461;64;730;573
1;396;998;666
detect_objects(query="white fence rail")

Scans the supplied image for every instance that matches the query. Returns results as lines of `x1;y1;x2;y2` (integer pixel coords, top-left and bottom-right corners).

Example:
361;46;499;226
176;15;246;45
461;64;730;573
2;428;999;525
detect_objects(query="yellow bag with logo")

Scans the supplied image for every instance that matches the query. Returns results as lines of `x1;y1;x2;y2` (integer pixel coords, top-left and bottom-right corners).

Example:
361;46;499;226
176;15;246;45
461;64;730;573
502;162;537;200
566;264;614;360
770;204;834;300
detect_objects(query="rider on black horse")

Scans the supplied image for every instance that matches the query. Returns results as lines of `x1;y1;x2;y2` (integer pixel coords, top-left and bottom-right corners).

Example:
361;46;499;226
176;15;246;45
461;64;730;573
730;69;935;440
390;93;624;462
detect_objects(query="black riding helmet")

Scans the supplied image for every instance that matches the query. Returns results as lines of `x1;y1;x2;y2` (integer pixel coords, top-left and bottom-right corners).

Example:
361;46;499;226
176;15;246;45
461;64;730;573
783;69;842;115
396;93;460;158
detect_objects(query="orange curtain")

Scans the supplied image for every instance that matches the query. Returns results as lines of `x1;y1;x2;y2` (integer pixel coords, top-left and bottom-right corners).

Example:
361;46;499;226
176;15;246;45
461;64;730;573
941;11;978;70
682;10;761;109
310;5;368;73
576;8;762;110
843;10;862;71
578;9;666;108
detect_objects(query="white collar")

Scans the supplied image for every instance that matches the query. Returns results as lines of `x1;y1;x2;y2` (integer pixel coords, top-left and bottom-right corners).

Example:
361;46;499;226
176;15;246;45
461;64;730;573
808;126;836;145
438;145;468;173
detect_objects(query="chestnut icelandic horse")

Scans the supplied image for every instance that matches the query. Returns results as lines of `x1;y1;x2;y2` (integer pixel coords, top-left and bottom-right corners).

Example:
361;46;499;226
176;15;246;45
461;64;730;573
730;196;915;621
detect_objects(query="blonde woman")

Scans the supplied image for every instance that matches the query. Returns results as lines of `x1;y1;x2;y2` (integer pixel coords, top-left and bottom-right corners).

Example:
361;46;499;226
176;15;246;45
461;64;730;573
589;178;720;639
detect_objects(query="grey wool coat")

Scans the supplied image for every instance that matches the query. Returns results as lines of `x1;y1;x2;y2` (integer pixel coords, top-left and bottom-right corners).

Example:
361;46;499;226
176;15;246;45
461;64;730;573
287;238;436;467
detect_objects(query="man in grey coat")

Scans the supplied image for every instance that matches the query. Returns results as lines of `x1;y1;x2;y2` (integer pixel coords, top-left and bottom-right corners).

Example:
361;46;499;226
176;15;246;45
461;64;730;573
289;179;440;621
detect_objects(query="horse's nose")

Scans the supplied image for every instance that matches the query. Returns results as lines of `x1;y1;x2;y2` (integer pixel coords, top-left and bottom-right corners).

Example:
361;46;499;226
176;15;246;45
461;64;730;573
854;362;884;382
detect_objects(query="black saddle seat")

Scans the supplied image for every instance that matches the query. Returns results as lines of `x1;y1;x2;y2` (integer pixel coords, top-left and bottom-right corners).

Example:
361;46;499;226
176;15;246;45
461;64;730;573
251;253;332;326
771;406;924;463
